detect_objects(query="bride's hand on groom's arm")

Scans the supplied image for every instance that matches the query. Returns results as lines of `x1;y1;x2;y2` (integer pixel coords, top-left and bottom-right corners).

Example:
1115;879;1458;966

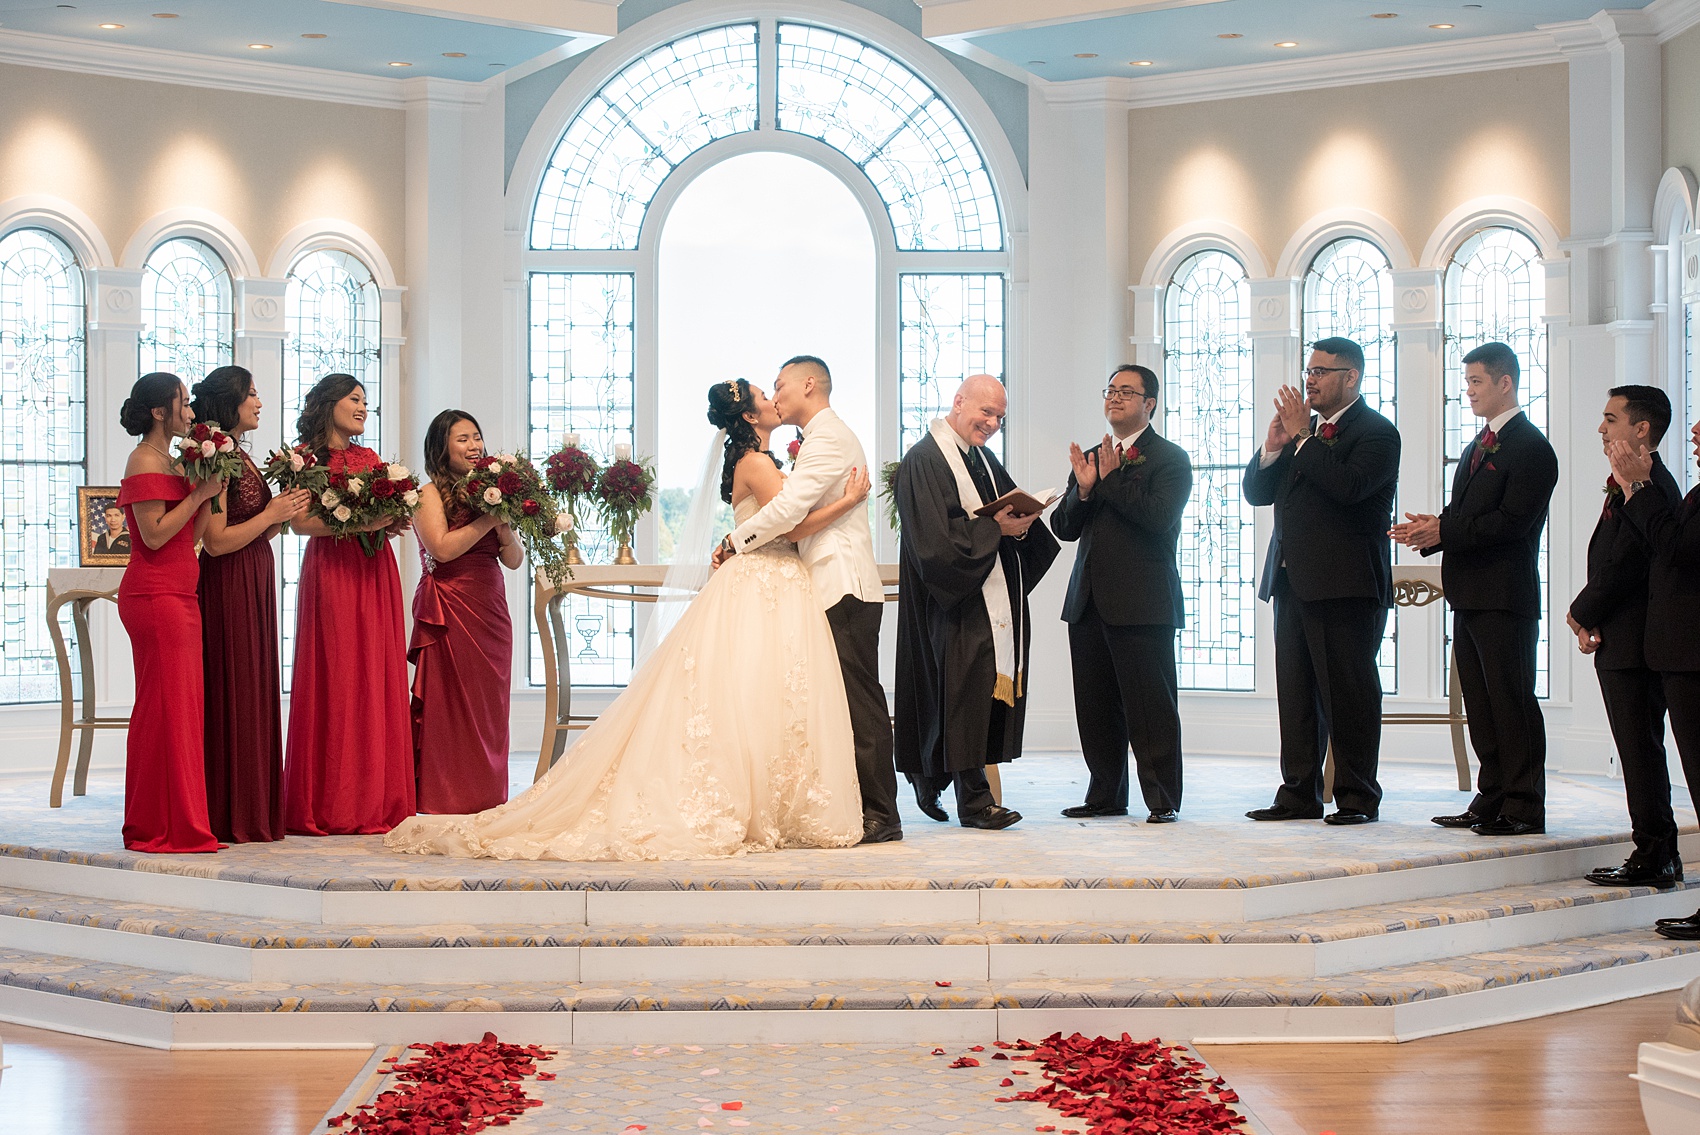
842;465;871;506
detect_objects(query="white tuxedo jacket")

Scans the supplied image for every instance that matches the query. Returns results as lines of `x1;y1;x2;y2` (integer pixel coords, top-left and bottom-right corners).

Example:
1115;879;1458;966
727;407;882;610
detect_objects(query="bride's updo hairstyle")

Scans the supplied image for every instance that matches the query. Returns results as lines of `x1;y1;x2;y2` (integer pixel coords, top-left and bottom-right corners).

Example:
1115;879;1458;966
119;372;184;436
706;378;778;503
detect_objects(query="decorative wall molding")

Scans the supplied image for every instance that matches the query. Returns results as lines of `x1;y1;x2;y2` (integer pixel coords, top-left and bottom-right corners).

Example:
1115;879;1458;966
267;219;402;288
1648;0;1700;42
119;208;262;278
1275;209;1416;277
0;27;487;111
0;194;115;268
1140;220;1269;288
1419;196;1565;269
1041;29;1566;111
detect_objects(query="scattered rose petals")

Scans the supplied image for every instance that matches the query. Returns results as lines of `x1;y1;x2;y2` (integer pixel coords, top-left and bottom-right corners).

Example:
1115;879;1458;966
1012;1070;1030;1076
721;1102;744;1111
949;1056;981;1068
326;1032;554;1135
992;1052;1009;1060
935;980;952;987
536;1072;556;1081
700;1068;721;1076
622;1127;647;1134
1001;1077;1015;1087
931;1048;947;1056
685;1046;704;1053
826;1106;840;1113
993;1032;1246;1135
698;1120;713;1129
969;1046;985;1052
727;1121;750;1128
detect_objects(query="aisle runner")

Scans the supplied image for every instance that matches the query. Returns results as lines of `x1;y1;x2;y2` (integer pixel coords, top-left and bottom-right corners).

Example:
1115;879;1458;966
315;1037;1266;1134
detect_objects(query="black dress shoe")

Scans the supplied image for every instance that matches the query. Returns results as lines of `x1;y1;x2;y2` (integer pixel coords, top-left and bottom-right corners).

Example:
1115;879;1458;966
1656;921;1700;941
959;805;1022;830
1146;810;1179;824
1654;909;1700;929
1431;811;1488;829
1245;804;1323;821
1324;810;1377;826
860;822;903;844
1586;857;1682;890
1061;804;1129;818
913;782;948;823
1470;816;1545;836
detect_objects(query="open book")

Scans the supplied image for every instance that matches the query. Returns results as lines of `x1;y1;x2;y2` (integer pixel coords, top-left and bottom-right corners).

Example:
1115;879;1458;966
974;486;1059;519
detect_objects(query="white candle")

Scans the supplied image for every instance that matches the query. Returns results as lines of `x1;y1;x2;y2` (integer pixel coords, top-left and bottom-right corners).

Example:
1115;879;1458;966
565;432;580;448
614;442;632;462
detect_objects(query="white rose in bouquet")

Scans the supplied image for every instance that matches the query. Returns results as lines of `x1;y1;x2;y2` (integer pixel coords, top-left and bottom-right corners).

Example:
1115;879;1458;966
483;486;503;506
347;477;364;496
555;512;574;534
289;452;305;472
332;505;352;522
493;453;515;465
320;489;341;508
402;489;419;507
217;436;234;453
387;463;410;481
200;440;216;458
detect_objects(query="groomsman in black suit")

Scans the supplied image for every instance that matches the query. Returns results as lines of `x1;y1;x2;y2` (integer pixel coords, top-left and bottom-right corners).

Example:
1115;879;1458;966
1243;337;1401;825
1051;365;1193;823
1607;415;1700;940
1570;388;1684;890
1394;342;1559;837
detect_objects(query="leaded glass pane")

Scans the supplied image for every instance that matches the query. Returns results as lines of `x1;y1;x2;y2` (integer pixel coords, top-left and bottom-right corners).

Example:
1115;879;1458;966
139;238;233;378
777;24;1002;252
529;272;637;687
531;25;759;251
0;228;86;704
280;249;383;690
1685;301;1697;492
898;274;1005;461
1164;250;1256;691
1303;237;1397;693
1443;226;1549;697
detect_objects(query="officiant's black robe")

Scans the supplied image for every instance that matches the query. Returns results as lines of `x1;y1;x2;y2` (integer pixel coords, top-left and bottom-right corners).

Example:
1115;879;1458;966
893;432;1059;777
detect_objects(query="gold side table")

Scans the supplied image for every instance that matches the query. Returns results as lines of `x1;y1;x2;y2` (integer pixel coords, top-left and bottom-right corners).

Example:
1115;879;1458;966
44;567;129;807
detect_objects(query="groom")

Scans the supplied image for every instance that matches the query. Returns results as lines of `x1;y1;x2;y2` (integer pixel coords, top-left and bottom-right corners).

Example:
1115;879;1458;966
716;355;903;843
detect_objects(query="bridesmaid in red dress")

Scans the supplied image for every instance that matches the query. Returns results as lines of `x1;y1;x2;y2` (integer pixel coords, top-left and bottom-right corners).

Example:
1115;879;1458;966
117;372;225;854
284;373;415;835
411;410;524;813
192;366;311;843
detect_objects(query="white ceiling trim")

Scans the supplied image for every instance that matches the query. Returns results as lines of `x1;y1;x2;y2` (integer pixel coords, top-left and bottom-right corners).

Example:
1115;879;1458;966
915;0;1225;39
0;26;490;110
1040;28;1565;109
1649;0;1700;40
325;0;617;37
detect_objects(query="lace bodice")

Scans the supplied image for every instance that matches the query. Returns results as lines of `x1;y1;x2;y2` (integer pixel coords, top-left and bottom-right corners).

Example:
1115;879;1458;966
730;493;798;559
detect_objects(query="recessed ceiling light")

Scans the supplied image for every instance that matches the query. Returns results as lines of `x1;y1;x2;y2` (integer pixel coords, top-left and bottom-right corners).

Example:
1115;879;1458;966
1274;41;1299;48
442;51;467;58
301;33;328;40
1430;23;1455;30
152;12;179;17
388;61;412;67
248;43;271;50
488;62;504;67
1217;33;1243;39
1129;60;1154;67
98;23;123;30
1073;53;1097;58
1372;12;1398;18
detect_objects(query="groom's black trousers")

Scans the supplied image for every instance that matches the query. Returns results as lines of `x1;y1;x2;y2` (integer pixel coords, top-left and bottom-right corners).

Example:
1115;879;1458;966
827;596;900;830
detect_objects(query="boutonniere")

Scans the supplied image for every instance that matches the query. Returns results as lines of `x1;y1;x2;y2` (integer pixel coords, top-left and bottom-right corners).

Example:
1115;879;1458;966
1479;428;1501;455
1317;422;1340;447
785;433;801;469
1120;444;1146;467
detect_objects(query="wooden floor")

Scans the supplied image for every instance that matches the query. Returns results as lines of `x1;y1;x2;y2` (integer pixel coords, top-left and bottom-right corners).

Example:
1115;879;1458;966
0;994;1680;1135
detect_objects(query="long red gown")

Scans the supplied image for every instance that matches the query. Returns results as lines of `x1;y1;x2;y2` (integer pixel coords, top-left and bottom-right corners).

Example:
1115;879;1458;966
410;517;513;813
117;473;220;854
198;451;284;843
284;445;415;835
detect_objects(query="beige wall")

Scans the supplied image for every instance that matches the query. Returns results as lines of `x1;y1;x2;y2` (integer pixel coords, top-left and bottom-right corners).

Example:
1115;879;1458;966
1128;64;1570;274
1665;24;1700;180
0;62;405;276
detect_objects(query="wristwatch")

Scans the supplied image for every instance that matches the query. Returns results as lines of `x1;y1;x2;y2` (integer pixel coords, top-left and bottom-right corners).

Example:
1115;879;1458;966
719;534;737;558
1629;480;1649;494
1294;426;1314;443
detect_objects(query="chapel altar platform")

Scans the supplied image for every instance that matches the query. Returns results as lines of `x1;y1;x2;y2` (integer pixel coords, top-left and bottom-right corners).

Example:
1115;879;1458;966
1;754;1696;1050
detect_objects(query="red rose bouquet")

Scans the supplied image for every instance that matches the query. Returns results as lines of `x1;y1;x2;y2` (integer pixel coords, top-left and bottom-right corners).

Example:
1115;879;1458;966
458;451;573;586
260;444;329;533
595;455;655;553
313;454;421;556
176;423;244;513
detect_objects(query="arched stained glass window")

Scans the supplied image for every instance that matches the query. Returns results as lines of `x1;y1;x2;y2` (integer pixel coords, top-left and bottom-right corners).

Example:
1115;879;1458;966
1164;250;1256;691
1444;226;1550;696
280;248;383;688
1303;236;1397;692
776;24;1001;251
139;238;233;378
531;25;759;251
899;274;1005;457
1685;300;1697;491
0;228;86;703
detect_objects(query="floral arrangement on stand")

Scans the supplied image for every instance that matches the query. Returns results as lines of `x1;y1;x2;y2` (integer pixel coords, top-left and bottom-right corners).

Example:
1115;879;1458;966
261;444;329;533
879;460;902;535
458;451;574;586
175;424;244;513
543;435;599;565
595;446;655;564
311;456;421;556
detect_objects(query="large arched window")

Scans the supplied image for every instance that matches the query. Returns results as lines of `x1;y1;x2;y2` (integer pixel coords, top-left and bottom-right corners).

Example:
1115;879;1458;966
280;248;382;687
1687;301;1697;490
139;237;233;378
526;19;1010;687
1443;226;1550;696
1163;250;1256;691
0;228;86;703
1303;236;1397;692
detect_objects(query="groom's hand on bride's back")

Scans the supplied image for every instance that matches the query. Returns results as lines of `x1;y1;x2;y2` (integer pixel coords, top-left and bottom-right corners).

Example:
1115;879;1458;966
711;540;730;569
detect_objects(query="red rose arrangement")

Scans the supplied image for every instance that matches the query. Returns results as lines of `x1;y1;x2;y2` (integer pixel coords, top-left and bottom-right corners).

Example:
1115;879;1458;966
543;442;599;559
175;423;244;513
595;454;656;552
313;450;421;556
458;451;573;586
260;444;329;532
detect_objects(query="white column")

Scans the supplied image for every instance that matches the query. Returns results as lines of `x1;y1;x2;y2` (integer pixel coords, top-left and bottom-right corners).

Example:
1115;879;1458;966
1246;277;1302;702
1389;268;1445;705
235;276;287;455
85;267;144;710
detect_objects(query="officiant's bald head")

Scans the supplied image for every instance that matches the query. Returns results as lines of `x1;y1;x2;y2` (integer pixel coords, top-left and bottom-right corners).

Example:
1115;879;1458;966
947;374;1006;448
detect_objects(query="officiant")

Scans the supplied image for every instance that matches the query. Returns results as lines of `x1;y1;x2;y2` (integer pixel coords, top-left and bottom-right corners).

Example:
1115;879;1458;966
894;374;1059;830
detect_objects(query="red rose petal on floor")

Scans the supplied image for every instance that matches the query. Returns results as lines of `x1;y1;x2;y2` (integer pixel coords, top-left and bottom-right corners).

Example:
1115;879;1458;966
935;980;952;987
969;1045;985;1052
1001;1078;1015;1087
720;1102;744;1111
931;1048;946;1056
949;1056;981;1068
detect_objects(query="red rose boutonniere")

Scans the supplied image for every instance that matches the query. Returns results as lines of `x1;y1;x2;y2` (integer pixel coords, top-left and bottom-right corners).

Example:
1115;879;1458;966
1318;422;1340;446
1603;475;1624;514
786;433;802;469
1480;428;1502;455
1120;443;1146;467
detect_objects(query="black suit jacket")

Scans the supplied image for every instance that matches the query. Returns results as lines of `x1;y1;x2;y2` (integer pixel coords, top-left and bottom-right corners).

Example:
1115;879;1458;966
1051;427;1191;628
1421;412;1558;620
1243;399;1400;606
1623;478;1700;673
1568;455;1681;671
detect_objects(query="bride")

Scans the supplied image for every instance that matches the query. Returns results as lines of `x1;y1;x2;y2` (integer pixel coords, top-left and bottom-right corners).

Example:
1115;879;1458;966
384;379;870;861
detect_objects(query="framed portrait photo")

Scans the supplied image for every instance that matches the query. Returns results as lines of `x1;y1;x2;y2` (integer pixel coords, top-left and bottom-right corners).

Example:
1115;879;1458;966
79;486;130;567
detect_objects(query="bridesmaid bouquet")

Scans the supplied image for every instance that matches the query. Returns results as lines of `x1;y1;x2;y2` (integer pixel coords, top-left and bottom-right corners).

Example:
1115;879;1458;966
176;424;244;513
459;452;573;586
261;444;329;495
316;458;422;556
595;455;656;552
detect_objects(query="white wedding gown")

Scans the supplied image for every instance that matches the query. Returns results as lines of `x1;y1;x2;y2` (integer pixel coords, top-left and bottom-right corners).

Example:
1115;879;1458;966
384;497;864;861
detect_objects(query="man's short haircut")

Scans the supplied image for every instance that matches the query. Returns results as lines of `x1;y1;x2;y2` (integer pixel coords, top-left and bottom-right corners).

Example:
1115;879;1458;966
1111;364;1159;405
1462;341;1520;390
782;354;832;396
1609;384;1672;445
1311;336;1365;376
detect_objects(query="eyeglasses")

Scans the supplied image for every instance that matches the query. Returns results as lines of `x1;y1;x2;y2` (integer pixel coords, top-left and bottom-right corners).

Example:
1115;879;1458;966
1102;386;1148;402
1302;367;1352;380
